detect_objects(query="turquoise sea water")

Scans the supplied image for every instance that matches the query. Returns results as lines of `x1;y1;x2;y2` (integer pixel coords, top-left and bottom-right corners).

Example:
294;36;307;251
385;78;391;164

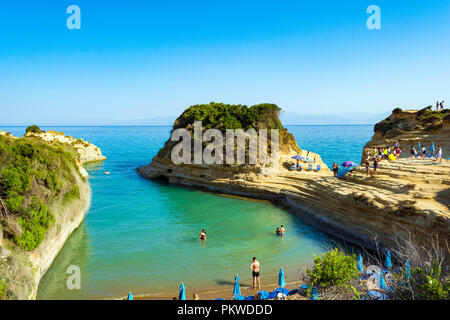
0;125;373;299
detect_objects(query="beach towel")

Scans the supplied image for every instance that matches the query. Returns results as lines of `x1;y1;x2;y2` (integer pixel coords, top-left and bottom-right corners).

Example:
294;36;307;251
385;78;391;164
268;291;278;299
244;295;255;300
257;291;269;300
388;154;396;161
234;294;245;300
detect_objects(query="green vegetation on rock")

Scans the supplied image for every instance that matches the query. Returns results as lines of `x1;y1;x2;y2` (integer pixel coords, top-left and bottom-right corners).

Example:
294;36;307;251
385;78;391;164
158;102;300;160
25;125;42;134
0;132;82;251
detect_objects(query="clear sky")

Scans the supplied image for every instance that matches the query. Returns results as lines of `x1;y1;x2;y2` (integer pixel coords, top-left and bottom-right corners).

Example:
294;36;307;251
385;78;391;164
0;0;449;125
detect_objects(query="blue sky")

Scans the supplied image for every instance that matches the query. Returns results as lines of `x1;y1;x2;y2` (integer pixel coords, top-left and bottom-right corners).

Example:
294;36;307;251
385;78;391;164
0;0;449;125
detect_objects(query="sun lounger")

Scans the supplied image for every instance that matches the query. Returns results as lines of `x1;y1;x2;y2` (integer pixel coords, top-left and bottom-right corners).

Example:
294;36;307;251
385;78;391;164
234;294;245;300
367;290;386;300
314;165;321;172
267;291;278;299
306;164;313;171
290;165;296;170
287;289;298;296
276;287;290;295
298;284;310;295
244;295;255;300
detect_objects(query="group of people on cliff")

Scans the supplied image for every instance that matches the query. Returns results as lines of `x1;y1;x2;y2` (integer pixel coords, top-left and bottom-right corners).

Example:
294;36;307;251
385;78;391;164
435;100;445;111
362;141;403;176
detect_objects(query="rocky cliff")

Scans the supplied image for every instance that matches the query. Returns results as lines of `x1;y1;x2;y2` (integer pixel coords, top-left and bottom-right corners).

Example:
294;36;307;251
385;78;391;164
0;129;105;299
362;107;450;163
138;106;449;254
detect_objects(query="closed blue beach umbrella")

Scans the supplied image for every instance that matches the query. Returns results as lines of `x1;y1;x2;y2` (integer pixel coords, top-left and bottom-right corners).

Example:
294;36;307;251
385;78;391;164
127;292;133;300
384;250;392;268
233;275;241;296
278;268;286;288
405;260;411;279
179;282;186;300
357;254;364;272
430;141;435;153
418;141;421;152
379;270;387;290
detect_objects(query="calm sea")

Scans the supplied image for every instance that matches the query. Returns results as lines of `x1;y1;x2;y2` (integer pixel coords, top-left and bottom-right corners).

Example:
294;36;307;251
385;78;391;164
0;125;373;299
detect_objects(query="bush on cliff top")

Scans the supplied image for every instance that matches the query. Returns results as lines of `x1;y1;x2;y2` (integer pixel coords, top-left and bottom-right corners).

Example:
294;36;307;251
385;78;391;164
25;125;42;134
158;102;300;159
0;133;82;251
173;102;284;131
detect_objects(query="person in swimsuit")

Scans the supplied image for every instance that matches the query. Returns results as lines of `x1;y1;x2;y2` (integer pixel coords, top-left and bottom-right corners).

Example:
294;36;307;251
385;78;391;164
199;229;207;240
280;225;286;236
436;101;440;111
332;162;339;177
250;257;260;289
440;101;444;111
421;146;427;159
365;159;370;176
296;159;302;171
435;145;443;163
410;146;416;159
276;227;281;235
373;159;378;175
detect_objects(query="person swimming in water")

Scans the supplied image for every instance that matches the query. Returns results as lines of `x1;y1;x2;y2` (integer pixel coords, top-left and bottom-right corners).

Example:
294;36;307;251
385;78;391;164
199;229;207;240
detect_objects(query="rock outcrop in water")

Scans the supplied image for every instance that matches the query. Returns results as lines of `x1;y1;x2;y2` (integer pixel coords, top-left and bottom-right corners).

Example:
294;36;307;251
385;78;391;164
0;128;105;299
138;105;449;253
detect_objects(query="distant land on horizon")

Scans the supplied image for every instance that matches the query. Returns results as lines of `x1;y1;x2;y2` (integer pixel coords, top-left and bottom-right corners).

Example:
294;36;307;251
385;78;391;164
0;112;390;127
109;111;389;126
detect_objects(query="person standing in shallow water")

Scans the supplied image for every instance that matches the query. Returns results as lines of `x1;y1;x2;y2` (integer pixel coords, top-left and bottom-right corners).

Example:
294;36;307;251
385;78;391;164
280;225;286;236
199;229;207;240
250;257;260;289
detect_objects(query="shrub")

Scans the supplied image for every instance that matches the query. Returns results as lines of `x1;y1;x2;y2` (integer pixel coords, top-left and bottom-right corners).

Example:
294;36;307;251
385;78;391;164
15;200;55;251
25;125;42;134
393;107;403;114
393;260;449;300
307;248;359;288
0;133;80;251
0;279;7;300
